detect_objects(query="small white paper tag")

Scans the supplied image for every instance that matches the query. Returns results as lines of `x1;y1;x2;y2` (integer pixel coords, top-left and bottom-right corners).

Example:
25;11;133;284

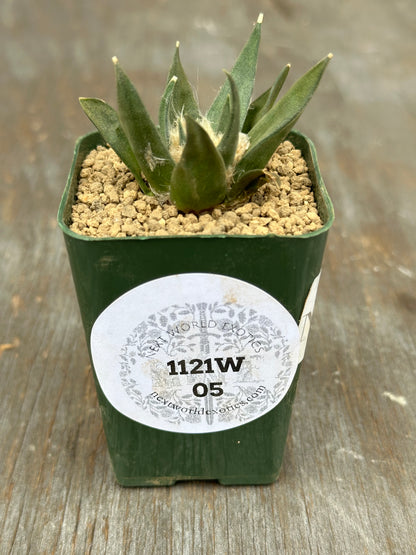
298;272;321;363
90;273;301;434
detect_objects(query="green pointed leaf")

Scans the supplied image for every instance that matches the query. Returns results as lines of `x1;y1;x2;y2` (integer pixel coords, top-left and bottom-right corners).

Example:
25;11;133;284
242;64;290;132
159;76;178;144
242;87;270;133
217;95;231;135
254;64;291;125
206;13;263;132
170;116;227;212
249;54;332;148
167;42;200;122
215;89;236;138
79;97;150;194
235;54;332;181
217;72;240;167
113;57;174;194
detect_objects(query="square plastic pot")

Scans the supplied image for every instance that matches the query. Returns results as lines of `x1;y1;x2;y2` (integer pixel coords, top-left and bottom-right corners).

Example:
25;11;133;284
58;130;334;486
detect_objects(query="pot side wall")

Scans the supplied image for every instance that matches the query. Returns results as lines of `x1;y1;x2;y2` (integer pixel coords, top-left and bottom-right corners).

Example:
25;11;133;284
58;130;334;486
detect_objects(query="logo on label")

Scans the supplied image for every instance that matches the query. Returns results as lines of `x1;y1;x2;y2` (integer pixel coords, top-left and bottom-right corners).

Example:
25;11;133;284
91;273;300;433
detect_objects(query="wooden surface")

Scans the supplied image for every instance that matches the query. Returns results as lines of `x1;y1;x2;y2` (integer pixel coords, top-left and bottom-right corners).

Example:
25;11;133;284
1;0;415;552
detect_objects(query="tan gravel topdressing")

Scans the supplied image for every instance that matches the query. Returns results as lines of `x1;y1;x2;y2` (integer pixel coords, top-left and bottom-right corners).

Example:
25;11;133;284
70;140;323;237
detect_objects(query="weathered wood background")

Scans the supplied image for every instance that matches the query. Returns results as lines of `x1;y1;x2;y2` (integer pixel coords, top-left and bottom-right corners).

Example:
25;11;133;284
1;0;415;552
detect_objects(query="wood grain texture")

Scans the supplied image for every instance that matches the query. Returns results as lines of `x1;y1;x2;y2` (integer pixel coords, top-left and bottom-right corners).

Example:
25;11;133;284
1;0;415;553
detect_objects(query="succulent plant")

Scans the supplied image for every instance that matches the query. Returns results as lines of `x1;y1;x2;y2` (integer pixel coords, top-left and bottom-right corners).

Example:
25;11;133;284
79;14;332;213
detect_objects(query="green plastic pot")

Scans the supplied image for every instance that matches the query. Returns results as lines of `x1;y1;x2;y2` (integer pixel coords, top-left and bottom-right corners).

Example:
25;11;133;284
58;130;334;486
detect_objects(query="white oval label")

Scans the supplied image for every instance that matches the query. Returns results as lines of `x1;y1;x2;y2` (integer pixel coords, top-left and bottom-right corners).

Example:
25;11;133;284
90;273;300;434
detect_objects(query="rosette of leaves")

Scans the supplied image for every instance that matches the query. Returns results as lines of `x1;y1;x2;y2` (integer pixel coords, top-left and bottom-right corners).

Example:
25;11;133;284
79;14;332;213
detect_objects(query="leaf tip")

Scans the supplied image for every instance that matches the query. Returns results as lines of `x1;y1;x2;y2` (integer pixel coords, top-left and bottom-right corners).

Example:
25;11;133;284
112;56;119;65
79;97;97;106
257;13;264;24
327;52;334;60
176;41;180;49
